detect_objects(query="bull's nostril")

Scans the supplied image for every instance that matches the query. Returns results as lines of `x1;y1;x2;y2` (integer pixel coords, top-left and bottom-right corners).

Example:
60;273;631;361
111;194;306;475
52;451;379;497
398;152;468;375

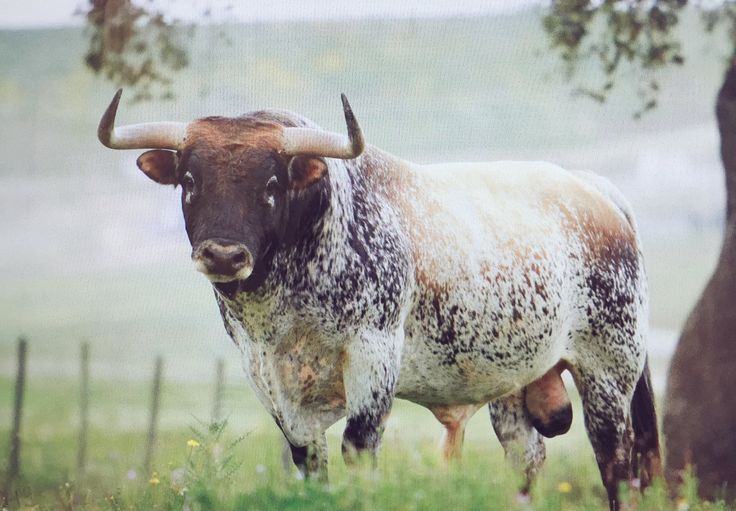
194;241;252;280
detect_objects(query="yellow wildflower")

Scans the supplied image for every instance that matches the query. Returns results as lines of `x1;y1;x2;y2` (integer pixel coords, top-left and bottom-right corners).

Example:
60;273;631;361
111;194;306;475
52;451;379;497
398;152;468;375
557;481;572;493
149;472;160;486
187;439;200;448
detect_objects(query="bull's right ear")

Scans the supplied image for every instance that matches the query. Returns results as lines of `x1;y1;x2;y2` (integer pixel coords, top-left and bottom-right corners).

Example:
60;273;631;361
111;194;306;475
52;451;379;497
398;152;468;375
287;155;328;190
136;149;179;185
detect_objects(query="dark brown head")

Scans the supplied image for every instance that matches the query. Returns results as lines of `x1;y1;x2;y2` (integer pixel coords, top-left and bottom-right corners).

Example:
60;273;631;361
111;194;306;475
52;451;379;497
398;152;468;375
98;89;364;285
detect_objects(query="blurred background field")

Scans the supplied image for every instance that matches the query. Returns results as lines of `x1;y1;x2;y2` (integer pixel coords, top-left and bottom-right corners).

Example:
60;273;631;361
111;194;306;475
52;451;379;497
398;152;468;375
0;5;732;509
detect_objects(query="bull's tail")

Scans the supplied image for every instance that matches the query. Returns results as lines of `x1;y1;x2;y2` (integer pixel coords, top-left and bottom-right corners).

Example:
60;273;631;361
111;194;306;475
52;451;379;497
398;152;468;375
631;357;662;488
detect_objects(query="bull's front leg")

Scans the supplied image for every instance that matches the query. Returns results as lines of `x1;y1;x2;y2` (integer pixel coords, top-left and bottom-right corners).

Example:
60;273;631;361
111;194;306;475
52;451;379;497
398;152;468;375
274;418;328;481
341;328;402;466
285;434;328;481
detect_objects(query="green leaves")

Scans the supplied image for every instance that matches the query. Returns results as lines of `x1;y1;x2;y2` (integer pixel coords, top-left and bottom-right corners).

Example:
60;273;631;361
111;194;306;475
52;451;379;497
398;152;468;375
543;0;690;117
80;0;192;102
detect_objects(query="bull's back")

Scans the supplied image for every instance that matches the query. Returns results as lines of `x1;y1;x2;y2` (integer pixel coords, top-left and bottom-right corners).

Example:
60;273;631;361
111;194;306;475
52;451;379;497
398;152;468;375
391;160;639;406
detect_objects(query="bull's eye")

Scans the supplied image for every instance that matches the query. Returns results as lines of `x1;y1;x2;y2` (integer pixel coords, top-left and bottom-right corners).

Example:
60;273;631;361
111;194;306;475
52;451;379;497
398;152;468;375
264;175;278;207
182;172;196;203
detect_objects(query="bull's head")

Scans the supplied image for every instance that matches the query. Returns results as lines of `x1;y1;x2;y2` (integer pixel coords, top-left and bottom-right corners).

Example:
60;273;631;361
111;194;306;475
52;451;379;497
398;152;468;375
98;90;364;290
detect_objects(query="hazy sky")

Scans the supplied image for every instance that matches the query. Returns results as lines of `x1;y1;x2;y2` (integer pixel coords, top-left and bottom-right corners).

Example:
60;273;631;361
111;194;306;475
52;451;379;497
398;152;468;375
0;0;542;28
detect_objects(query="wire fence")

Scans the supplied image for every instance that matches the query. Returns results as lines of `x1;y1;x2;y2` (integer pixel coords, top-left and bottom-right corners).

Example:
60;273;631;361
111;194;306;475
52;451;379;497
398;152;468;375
1;336;235;505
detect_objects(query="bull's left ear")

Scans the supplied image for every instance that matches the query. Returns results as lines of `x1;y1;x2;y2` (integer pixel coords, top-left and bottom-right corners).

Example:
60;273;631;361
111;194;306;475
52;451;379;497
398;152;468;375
136;149;179;186
287;156;328;190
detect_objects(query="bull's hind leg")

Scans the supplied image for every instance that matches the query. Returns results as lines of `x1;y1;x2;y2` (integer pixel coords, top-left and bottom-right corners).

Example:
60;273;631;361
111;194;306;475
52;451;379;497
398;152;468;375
430;404;483;463
572;275;646;509
571;364;638;511
489;391;546;497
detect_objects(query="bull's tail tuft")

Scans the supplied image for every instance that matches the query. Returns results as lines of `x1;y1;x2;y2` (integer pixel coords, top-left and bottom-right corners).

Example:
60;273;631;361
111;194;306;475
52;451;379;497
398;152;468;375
631;357;662;488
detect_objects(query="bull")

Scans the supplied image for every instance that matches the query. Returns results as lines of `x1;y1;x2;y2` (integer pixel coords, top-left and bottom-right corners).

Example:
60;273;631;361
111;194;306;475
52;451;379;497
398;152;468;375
98;89;661;510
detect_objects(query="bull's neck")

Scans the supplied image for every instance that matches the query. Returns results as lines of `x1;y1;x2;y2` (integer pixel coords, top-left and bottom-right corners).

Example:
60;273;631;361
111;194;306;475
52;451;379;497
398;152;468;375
307;145;410;276
215;145;409;326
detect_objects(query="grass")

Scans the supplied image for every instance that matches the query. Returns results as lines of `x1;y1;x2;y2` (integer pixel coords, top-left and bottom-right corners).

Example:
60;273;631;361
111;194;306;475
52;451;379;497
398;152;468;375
1;376;734;510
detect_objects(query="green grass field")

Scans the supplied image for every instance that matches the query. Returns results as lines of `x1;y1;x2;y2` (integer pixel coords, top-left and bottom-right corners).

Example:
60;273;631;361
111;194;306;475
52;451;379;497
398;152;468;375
1;373;733;510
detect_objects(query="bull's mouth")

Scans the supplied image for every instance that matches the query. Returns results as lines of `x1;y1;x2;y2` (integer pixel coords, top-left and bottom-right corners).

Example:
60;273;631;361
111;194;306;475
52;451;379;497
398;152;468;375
213;280;242;299
194;265;253;284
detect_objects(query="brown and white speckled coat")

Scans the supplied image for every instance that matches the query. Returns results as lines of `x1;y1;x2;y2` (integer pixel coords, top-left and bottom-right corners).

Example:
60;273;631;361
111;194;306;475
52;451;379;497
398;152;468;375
99;94;661;511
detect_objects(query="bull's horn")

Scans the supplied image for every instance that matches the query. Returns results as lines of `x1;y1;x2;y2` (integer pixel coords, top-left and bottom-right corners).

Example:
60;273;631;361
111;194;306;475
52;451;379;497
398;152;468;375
98;89;188;150
281;93;364;159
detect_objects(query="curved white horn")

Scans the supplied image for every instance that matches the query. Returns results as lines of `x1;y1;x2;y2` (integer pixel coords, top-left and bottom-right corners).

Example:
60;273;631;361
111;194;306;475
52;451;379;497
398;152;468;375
98;89;188;150
281;93;364;159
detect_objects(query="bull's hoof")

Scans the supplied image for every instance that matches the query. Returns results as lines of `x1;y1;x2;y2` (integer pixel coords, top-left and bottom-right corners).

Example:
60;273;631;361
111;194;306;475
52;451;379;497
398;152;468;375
530;403;573;438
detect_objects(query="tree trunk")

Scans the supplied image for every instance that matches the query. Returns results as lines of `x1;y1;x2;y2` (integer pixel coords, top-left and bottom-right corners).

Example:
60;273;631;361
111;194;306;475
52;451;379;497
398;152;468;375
664;60;736;501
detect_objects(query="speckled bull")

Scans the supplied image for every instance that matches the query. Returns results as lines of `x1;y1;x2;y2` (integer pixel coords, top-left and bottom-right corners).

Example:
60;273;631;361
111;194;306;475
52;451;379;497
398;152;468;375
98;90;661;510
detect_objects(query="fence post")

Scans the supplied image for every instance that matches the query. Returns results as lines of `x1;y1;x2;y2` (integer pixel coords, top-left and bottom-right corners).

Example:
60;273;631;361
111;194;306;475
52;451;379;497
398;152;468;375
77;342;90;474
144;356;163;474
5;337;28;499
212;359;224;424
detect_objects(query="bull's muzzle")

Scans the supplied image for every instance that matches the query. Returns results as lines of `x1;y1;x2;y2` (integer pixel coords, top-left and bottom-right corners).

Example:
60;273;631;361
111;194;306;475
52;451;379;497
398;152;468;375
191;239;253;283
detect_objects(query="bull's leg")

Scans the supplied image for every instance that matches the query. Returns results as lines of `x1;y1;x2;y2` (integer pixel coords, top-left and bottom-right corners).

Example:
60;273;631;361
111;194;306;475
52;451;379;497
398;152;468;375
283;434;328;481
488;391;546;497
430;404;482;463
275;418;328;481
572;367;636;511
341;329;402;466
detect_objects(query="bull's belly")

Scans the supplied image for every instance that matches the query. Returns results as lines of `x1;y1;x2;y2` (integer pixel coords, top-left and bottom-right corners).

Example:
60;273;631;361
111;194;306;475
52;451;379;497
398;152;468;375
395;299;573;407
396;333;567;406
